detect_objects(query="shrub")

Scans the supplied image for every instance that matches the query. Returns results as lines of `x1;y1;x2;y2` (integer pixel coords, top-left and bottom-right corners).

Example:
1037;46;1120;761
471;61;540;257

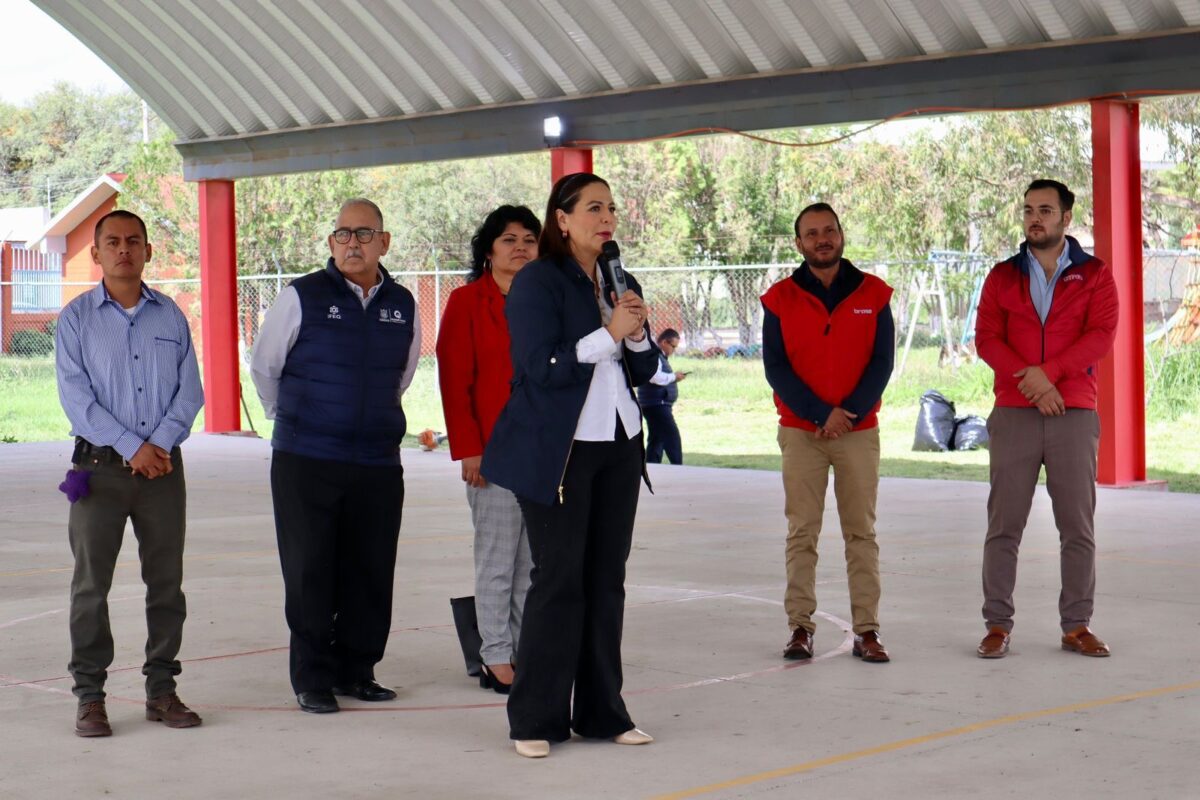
10;330;54;357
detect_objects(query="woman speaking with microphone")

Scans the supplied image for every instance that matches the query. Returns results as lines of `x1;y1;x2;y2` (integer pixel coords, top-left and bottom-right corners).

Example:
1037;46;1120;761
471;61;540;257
481;172;658;758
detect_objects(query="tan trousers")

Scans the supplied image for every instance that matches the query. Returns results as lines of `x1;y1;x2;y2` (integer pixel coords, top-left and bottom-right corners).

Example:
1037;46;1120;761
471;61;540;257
778;425;881;635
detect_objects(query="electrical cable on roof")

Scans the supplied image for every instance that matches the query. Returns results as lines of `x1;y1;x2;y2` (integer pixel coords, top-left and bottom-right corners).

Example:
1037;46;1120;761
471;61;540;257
565;89;1193;148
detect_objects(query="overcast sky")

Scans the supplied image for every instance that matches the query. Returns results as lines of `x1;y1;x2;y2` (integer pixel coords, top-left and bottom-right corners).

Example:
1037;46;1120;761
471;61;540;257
1;1;130;105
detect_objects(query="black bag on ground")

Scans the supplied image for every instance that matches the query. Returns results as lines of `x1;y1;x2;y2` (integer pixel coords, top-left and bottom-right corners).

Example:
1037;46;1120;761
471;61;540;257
951;414;989;451
450;596;483;677
913;390;956;451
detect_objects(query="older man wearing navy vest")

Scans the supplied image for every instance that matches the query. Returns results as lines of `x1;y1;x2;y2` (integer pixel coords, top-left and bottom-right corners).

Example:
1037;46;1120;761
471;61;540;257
252;198;420;713
761;202;895;665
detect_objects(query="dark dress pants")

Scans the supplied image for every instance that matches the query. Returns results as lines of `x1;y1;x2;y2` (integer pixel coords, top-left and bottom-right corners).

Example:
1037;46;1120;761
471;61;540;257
270;449;404;693
68;449;187;702
643;404;682;465
508;429;643;742
982;408;1100;633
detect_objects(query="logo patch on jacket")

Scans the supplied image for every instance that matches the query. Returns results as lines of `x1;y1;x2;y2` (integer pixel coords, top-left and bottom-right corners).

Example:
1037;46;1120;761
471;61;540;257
379;308;407;324
1063;274;1084;283
327;305;342;319
853;307;874;315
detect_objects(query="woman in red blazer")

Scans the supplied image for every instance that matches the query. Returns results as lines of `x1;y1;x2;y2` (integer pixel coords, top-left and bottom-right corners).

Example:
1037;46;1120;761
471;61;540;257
436;205;541;693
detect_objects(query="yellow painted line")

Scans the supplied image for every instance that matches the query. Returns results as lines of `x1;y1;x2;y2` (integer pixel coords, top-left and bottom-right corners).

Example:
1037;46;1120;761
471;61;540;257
650;679;1200;800
0;534;471;579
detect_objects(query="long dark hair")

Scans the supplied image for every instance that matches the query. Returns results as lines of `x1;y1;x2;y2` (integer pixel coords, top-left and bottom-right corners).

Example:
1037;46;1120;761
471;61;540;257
467;205;542;282
538;172;610;263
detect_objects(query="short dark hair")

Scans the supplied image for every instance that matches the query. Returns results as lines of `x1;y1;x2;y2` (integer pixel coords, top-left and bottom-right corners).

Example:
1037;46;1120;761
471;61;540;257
793;202;842;237
94;210;148;247
539;172;611;263
468;205;542;282
1025;179;1075;212
338;197;385;228
657;328;680;344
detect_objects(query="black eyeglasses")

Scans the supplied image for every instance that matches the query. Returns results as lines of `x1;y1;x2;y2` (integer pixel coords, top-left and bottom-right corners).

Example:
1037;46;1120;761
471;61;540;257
332;227;385;244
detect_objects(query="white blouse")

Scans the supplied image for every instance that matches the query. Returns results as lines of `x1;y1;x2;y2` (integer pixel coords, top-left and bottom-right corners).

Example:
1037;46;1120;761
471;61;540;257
572;265;650;441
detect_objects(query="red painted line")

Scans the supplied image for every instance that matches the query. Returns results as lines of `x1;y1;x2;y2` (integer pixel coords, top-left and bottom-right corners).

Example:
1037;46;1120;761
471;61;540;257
0;590;852;713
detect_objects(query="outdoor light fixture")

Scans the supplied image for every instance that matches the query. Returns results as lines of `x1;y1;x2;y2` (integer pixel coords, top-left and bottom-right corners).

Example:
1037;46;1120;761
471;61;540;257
543;115;563;147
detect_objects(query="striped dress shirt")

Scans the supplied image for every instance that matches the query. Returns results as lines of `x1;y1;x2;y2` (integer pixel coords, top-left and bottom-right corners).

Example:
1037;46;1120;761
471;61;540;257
55;281;204;461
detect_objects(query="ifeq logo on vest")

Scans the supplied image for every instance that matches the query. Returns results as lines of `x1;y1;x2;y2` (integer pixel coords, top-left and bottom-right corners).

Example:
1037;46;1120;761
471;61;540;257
327;305;342;320
379;308;407;325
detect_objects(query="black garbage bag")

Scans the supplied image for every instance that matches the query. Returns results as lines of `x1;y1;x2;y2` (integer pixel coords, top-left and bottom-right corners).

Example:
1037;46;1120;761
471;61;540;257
913;390;956;451
951;415;989;451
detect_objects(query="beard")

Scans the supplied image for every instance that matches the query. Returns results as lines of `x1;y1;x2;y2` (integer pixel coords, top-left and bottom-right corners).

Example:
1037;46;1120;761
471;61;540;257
804;243;844;271
1026;225;1065;252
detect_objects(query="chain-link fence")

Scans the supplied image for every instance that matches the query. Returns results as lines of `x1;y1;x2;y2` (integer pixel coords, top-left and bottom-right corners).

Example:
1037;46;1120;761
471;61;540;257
4;250;1198;409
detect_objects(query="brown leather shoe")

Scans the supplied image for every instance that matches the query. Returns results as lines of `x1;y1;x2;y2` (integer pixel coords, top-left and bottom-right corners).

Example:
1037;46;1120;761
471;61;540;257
852;631;890;663
75;700;112;737
145;693;202;728
783;627;813;660
1061;626;1111;657
977;627;1011;658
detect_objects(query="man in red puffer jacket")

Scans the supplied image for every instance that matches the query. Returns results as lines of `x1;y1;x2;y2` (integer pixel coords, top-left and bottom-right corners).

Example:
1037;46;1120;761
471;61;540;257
974;179;1119;660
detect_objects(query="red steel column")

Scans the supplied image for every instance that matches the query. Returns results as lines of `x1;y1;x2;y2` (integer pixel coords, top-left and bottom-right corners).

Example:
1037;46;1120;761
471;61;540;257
550;147;593;184
198;179;241;433
1091;100;1145;485
1;244;12;353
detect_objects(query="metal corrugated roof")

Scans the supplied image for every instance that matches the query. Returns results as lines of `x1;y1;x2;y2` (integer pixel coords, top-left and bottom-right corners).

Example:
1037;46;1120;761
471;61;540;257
33;1;1200;178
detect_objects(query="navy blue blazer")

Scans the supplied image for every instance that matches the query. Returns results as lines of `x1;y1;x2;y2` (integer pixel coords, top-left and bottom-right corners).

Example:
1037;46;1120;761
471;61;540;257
480;256;659;506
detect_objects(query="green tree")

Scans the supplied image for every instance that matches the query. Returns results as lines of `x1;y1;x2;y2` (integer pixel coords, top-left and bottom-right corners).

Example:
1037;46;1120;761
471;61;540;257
1142;94;1200;247
119;133;363;278
0;84;160;211
370;155;545;271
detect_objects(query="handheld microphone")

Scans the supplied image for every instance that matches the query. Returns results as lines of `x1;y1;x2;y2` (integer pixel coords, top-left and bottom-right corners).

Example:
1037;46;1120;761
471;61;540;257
599;240;630;302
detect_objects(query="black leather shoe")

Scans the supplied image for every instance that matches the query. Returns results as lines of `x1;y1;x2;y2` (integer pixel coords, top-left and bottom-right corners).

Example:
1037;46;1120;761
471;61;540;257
332;680;397;702
296;690;339;713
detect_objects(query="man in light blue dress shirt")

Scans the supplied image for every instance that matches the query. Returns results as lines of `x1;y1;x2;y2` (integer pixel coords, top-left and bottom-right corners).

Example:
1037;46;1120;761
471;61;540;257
55;210;205;737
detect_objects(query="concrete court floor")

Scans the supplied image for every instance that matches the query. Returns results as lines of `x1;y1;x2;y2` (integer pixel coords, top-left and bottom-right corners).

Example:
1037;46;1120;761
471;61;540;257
0;435;1197;800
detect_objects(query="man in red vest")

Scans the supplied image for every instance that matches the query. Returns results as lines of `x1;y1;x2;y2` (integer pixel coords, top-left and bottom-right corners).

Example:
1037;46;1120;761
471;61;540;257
761;203;895;664
974;179;1119;659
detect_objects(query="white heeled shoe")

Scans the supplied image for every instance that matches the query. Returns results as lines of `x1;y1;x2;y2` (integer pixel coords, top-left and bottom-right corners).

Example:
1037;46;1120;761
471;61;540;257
515;739;550;758
613;728;654;745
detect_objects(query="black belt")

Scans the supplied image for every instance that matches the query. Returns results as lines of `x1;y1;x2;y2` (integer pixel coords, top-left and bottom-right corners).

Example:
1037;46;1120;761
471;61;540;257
72;438;128;466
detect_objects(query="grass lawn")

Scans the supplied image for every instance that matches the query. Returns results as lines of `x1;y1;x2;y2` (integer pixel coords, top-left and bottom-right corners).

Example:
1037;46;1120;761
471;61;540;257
3;348;1198;493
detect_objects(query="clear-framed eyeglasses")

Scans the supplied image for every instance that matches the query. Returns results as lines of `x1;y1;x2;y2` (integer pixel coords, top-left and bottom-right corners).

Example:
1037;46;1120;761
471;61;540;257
332;227;385;244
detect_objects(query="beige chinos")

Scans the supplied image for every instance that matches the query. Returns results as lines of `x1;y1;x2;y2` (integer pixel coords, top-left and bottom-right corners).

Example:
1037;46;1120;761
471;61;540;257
779;425;882;635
